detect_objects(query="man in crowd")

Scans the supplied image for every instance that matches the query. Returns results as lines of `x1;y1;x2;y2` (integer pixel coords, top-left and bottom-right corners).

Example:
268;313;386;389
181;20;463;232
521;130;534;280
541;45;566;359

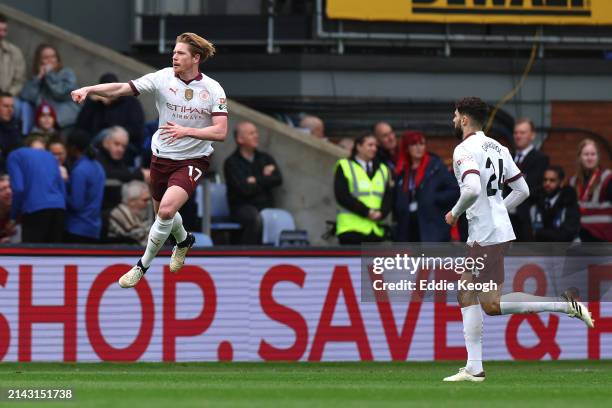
7;144;66;243
0;13;25;97
107;180;153;245
0;92;22;172
96;126;149;212
373;121;398;172
224;121;282;244
0;174;17;242
299;115;326;140
507;118;549;240
530;165;580;242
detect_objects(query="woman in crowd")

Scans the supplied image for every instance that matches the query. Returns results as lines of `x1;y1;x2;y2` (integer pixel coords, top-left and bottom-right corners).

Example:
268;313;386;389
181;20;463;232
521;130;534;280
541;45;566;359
569;138;611;242
394;131;459;242
20;44;80;129
334;133;392;244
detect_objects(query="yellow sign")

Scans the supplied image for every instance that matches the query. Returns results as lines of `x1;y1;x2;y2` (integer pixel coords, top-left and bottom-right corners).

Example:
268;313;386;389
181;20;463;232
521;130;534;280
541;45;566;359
326;0;612;25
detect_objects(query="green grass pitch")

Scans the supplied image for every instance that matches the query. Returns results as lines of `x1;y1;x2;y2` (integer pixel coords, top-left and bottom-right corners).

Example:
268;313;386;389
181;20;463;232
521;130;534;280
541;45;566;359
0;361;610;407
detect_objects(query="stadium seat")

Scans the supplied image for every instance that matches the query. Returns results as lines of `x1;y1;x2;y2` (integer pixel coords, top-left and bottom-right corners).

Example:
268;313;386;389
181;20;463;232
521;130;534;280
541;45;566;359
260;208;296;246
278;230;310;247
209;182;242;230
190;232;213;247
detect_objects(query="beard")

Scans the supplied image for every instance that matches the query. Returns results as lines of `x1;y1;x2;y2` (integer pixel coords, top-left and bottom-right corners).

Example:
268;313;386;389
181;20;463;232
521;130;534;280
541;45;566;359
453;123;463;140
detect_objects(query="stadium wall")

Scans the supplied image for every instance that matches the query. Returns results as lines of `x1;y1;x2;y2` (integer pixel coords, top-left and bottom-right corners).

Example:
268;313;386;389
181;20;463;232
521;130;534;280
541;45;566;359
1;3;346;245
0;248;609;362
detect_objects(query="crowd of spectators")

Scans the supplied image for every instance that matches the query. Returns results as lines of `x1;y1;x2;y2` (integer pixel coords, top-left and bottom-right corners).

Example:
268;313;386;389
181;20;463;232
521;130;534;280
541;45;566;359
0;12;609;245
331;119;611;244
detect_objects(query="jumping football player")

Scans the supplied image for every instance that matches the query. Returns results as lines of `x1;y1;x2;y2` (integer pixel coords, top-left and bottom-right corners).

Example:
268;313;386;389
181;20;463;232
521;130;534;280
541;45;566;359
71;33;228;288
443;97;593;382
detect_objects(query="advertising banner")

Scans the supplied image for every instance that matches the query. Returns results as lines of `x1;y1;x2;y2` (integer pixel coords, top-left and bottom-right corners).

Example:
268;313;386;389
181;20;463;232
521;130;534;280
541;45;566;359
326;0;612;25
0;248;609;362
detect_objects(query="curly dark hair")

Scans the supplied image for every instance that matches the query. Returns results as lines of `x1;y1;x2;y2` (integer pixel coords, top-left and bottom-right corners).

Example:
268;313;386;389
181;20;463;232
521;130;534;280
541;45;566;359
455;97;489;128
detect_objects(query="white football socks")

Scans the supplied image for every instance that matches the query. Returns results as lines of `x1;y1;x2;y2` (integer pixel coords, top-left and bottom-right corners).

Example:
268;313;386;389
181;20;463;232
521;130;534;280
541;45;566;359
141;216;174;268
500;292;569;315
461;304;483;375
171;211;188;244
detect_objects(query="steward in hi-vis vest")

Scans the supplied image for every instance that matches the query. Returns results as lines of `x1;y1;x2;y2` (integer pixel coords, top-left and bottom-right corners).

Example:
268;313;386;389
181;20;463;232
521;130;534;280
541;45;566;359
333;134;392;245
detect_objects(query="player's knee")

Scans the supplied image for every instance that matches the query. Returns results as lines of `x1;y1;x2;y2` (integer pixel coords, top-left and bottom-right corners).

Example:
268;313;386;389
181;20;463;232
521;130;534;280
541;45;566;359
481;300;501;316
157;205;176;220
457;290;475;307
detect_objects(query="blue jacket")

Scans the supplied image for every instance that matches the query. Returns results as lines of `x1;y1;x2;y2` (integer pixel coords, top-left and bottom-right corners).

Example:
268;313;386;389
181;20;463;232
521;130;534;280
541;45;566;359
66;156;105;239
394;153;459;242
7;147;66;219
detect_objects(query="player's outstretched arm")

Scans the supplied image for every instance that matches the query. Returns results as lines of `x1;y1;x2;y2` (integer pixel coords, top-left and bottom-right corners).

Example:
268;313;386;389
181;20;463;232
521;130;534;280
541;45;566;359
503;176;529;211
71;82;133;104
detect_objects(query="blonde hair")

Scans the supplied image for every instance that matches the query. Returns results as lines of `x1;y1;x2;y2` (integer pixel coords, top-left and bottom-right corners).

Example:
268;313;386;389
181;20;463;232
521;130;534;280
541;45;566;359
176;33;215;62
575;138;601;198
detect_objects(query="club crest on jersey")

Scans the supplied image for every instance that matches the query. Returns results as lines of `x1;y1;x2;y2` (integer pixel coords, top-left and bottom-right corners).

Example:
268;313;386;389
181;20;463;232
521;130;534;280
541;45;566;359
199;90;210;101
184;88;194;101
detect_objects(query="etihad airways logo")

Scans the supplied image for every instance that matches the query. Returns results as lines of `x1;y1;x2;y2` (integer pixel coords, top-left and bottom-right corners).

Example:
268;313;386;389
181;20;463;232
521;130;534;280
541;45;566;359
166;102;211;120
412;0;591;17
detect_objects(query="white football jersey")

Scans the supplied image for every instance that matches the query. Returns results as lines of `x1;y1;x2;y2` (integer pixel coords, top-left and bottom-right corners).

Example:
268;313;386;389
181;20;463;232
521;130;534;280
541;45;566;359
129;67;228;160
452;131;523;245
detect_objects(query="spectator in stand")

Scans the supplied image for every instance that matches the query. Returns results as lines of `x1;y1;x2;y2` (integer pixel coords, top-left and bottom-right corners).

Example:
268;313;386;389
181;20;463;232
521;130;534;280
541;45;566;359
6;144;66;243
107;180;153;245
224;121;283;244
0;92;22;172
96;126;149;212
64;130;105;243
507;118;549;241
394;131;459;242
529;165;580;242
299;115;326;140
76;73;145;162
0;13;25;97
0;174;18;243
337;137;354;154
373;121;398;173
23;134;46;150
569;138;612;242
20;44;80;129
334;133;392;244
29;101;59;140
46;136;69;181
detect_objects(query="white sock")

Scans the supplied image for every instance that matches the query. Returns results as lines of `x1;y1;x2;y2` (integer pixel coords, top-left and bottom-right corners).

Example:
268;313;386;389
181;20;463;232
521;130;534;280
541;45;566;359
461;304;483;375
500;292;569;315
171;212;188;244
141;216;174;268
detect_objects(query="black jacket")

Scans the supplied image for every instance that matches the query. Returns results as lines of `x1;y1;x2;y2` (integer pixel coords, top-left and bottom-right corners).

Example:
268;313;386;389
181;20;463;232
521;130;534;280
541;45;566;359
530;186;580;242
76;96;145;148
334;158;392;219
507;147;549;241
0;118;22;172
224;149;283;211
518;148;549;192
96;148;144;211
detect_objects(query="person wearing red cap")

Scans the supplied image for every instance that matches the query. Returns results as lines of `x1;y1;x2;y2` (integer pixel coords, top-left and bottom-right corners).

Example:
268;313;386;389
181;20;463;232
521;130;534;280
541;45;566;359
30;101;59;139
394;131;459;242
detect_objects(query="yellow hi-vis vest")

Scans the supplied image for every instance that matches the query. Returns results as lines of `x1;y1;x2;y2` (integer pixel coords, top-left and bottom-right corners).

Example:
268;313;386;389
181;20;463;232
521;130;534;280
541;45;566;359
335;159;389;237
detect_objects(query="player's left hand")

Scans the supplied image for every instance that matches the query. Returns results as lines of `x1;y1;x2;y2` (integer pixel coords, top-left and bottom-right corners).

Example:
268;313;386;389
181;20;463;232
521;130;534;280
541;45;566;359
160;122;190;144
445;211;457;226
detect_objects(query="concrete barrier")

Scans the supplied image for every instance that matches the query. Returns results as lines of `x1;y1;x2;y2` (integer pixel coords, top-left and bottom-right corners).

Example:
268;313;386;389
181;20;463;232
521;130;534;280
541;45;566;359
2;4;345;245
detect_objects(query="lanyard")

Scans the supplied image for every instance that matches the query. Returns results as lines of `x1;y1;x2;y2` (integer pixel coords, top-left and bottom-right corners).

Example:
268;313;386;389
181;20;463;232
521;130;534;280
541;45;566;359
579;169;600;201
